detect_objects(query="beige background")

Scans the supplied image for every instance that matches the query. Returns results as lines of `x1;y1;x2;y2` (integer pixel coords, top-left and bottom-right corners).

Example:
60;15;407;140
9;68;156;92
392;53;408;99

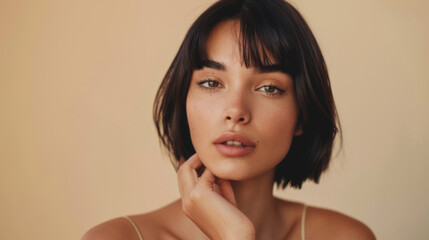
1;0;428;239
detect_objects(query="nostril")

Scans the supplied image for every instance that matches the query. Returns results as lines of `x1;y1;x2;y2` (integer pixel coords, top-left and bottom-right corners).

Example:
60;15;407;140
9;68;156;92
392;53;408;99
226;116;232;120
239;117;245;122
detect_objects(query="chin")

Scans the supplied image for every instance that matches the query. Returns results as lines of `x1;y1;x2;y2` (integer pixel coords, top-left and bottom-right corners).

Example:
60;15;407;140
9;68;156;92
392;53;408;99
207;160;256;181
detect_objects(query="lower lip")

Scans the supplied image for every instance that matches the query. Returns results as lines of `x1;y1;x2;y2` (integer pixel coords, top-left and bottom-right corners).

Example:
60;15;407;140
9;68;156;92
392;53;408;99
214;144;255;157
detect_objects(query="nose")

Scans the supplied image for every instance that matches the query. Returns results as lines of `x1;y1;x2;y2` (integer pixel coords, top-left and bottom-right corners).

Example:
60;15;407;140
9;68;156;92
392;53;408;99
224;92;251;125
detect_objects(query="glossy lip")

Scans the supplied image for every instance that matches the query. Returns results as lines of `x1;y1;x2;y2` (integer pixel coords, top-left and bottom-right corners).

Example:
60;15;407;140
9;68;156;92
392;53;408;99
213;132;256;157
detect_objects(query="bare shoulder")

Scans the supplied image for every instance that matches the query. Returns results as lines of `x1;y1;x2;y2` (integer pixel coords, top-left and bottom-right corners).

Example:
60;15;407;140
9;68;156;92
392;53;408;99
82;200;181;240
306;205;376;240
81;217;139;240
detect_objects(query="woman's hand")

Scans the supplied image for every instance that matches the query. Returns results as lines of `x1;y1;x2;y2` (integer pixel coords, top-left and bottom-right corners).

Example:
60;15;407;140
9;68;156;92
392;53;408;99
177;154;255;240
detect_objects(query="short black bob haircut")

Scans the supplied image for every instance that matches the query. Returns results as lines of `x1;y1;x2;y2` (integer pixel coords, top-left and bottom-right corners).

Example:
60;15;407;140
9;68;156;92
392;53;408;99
154;0;341;189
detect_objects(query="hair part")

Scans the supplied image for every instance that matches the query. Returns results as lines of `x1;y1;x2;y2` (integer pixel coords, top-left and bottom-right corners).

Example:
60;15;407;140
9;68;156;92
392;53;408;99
154;0;341;189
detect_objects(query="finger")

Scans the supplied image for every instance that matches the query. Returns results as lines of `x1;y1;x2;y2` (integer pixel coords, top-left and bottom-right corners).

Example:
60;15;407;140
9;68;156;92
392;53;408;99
182;153;203;170
177;154;202;179
216;178;237;206
198;167;216;190
177;154;203;195
178;157;185;169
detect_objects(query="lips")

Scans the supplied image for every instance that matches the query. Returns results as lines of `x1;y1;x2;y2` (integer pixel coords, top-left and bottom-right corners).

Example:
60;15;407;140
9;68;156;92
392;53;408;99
213;132;256;157
214;132;256;146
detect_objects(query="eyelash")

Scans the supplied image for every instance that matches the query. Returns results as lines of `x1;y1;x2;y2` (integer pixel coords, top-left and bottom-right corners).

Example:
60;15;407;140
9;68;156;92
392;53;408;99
256;83;285;96
196;79;285;96
197;79;222;91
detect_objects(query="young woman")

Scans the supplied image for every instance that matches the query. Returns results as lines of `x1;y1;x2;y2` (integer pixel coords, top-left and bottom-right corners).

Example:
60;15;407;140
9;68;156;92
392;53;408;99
83;0;375;239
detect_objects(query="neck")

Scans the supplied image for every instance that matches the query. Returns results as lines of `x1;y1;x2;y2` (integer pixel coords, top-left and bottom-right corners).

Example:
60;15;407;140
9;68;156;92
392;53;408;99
230;170;280;238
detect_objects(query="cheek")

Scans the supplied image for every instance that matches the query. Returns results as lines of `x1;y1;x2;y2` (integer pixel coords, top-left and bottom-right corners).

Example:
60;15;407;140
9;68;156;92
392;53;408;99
186;93;218;148
186;97;200;141
255;103;299;160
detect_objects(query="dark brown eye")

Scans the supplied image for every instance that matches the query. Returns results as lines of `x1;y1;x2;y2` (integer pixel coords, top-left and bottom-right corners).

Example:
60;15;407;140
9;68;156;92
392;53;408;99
197;80;222;90
262;86;276;93
257;84;285;96
207;81;219;88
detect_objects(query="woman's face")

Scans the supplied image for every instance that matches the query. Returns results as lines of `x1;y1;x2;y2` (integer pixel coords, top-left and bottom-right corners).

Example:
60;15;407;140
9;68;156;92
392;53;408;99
186;20;302;181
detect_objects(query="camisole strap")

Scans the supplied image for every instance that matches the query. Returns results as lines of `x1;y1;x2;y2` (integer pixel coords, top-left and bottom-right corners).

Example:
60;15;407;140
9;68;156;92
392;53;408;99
123;216;143;240
301;204;308;240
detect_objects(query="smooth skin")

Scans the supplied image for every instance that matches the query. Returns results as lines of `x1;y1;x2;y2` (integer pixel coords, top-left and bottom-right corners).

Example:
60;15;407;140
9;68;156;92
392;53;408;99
82;20;376;240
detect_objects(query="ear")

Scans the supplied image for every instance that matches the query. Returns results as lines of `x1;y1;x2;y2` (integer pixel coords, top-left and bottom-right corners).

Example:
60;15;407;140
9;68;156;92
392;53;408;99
294;122;303;136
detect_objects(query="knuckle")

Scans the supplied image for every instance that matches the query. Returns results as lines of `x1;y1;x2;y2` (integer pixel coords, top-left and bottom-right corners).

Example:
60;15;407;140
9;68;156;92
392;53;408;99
189;188;203;203
176;166;187;178
177;162;189;173
177;163;185;172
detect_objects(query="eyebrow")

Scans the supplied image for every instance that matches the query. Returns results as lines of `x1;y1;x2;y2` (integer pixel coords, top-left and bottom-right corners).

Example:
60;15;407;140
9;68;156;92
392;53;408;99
201;59;284;74
201;59;225;71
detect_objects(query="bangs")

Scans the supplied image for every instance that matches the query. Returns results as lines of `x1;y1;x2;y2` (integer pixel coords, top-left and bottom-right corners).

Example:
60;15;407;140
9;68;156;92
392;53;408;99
238;15;298;74
188;1;300;76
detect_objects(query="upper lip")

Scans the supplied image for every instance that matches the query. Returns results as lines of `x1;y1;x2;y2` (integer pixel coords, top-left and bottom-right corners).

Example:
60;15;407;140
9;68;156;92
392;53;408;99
213;132;256;147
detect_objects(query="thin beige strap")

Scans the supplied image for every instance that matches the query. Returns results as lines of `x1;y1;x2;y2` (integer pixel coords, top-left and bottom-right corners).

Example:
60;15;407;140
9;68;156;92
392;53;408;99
123;216;143;240
301;204;307;240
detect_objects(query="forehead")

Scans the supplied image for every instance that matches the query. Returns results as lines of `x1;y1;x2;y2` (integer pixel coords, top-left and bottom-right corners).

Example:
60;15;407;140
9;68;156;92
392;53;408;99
202;19;280;71
205;20;242;65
